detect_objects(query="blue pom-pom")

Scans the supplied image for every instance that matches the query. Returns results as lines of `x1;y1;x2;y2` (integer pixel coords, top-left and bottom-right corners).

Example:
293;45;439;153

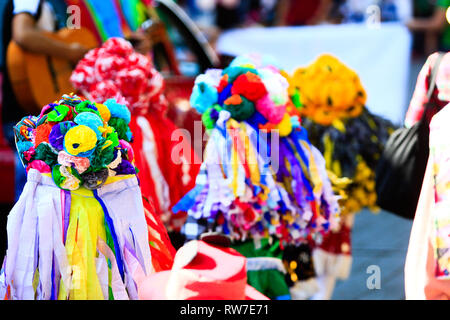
74;112;103;138
190;82;218;114
218;83;232;106
104;99;131;124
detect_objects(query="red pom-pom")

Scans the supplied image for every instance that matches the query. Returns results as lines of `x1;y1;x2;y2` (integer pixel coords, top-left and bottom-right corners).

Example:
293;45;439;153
34;123;54;147
217;74;229;92
231;72;267;101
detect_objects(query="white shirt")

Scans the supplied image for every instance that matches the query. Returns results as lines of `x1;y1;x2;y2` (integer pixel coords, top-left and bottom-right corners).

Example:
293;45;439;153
13;0;41;16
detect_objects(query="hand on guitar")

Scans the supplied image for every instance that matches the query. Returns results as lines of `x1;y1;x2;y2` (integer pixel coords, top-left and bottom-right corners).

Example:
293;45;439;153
67;43;90;64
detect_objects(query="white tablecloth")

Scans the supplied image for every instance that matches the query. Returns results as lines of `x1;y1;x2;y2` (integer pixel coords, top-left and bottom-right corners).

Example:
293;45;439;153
216;22;412;125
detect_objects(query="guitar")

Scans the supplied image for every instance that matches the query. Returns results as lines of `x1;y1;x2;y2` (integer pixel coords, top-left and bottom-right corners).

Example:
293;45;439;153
6;27;98;113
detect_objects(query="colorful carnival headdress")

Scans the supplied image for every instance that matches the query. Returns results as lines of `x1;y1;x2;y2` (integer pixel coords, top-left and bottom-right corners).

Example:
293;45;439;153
14;93;136;191
174;54;340;246
288;54;367;126
70;37;166;115
288;54;395;215
3;92;163;300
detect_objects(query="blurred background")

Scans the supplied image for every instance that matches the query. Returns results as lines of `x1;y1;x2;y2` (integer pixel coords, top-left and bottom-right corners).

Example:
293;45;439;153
1;0;449;299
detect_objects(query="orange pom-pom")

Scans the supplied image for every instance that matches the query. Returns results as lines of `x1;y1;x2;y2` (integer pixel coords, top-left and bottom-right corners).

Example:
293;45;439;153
224;94;243;106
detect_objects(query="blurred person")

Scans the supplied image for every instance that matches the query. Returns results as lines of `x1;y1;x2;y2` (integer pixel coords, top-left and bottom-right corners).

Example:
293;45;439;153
339;0;412;23
1;0;90;202
407;0;450;54
1;0;153;200
214;0;279;30
404;52;450;299
275;0;335;26
405;51;450;127
0;0;89;266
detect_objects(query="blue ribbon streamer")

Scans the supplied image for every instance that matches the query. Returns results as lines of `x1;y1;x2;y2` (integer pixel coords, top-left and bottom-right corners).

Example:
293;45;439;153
93;189;125;281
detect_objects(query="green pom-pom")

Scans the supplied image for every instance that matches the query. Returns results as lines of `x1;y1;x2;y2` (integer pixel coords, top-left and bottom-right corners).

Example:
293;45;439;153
46;105;71;122
202;104;223;130
291;88;302;109
108;117;130;142
106;130;119;148
74;101;101;117
34;143;58;167
89;138;116;170
223;95;255;121
52;164;83;191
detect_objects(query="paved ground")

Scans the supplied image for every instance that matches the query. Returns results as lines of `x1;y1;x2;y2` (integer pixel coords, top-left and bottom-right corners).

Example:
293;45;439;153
331;209;414;300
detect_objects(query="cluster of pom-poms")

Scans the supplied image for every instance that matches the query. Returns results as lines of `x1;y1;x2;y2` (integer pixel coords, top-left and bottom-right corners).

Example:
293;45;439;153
175;54;340;246
287;54;395;216
70;37;166;115
287;54;367;126
14;93;137;191
190;54;299;136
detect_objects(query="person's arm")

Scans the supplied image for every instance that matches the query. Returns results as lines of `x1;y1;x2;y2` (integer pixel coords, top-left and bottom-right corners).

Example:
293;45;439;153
407;7;447;32
12;13;88;63
274;0;289;26
407;6;447;55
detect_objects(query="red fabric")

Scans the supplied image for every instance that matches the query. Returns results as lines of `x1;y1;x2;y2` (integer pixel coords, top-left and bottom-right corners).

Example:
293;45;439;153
144;113;201;231
285;0;320;26
0;72;15;203
137;241;269;300
142;196;176;271
318;222;352;256
129;112;200;232
129;116;161;212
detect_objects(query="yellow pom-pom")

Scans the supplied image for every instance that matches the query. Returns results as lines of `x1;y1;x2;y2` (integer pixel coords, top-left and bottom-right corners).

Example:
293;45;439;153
64;125;97;156
277;113;293;137
289;261;298;270
95;103;111;123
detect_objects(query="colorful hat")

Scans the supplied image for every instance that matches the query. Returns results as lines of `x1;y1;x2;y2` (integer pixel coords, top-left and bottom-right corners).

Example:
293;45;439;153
289;54;395;216
1;93;172;300
13;94;137;191
137;240;269;300
71;37;166;115
174;54;340;246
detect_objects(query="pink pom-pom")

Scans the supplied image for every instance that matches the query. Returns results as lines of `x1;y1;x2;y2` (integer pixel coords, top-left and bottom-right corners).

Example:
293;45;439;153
119;139;134;163
26;160;51;174
255;94;286;124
